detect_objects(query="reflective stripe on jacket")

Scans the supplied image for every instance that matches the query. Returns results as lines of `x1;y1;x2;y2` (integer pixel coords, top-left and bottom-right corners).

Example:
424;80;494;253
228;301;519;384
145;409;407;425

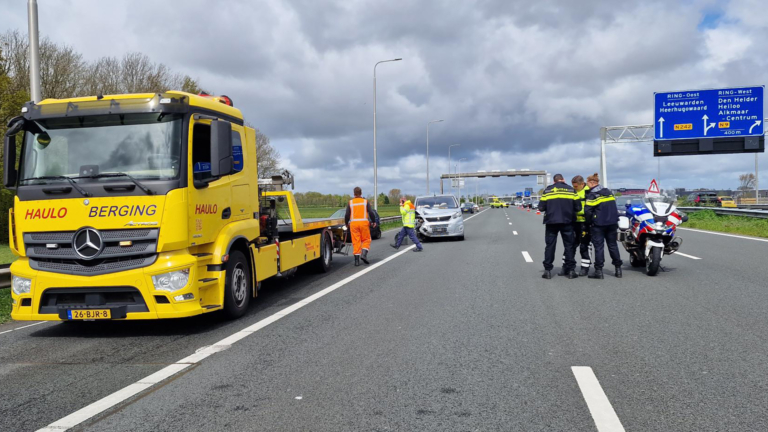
537;182;581;225
584;185;619;226
349;198;369;222
575;186;589;222
400;201;416;228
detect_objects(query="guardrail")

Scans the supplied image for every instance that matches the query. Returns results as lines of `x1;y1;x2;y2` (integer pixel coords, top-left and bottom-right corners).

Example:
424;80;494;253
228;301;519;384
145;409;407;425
678;207;768;219
0;267;10;289
379;216;400;223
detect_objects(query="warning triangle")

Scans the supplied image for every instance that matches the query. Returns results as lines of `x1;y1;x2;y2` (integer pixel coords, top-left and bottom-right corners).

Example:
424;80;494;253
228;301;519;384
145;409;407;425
647;179;660;194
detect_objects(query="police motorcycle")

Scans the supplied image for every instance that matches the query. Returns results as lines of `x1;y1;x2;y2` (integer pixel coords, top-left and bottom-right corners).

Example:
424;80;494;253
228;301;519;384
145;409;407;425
617;182;688;276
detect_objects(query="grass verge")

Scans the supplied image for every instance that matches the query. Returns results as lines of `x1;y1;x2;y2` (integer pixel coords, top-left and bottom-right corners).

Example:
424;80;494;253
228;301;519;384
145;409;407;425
1;244;16;265
684;210;768;239
0;289;11;324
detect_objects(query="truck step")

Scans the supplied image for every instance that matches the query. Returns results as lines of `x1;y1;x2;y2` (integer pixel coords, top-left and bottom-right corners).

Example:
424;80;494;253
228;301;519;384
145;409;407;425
199;278;217;283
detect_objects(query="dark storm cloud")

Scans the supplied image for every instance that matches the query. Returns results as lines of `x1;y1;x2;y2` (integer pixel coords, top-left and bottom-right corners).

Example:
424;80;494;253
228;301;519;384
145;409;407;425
1;0;766;195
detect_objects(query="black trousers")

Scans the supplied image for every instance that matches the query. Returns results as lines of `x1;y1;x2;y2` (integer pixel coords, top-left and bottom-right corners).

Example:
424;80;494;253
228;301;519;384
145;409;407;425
544;223;576;271
591;224;622;269
563;222;592;269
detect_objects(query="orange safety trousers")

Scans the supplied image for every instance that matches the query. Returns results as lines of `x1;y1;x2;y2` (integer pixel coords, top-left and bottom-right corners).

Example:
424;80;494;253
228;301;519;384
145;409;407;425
350;222;371;256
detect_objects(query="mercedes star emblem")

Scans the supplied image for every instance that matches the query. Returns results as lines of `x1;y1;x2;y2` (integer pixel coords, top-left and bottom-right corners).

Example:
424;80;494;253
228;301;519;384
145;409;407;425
72;227;104;260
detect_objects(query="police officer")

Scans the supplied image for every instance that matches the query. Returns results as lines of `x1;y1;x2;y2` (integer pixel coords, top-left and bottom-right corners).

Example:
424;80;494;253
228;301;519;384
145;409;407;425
572;175;592;276
583;173;622;279
538;174;582;279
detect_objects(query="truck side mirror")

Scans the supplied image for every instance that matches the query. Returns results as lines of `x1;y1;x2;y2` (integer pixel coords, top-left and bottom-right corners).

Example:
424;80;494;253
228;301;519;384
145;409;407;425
210;120;233;178
3;117;24;189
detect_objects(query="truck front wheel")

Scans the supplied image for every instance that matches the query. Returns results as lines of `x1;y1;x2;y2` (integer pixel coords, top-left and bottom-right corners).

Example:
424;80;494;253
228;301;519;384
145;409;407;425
223;250;251;319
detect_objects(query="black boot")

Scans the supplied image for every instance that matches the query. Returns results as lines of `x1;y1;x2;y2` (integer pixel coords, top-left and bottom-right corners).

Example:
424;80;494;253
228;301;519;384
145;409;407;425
390;243;400;250
579;267;589;277
588;269;604;279
615;266;622;278
354;256;360;266
361;249;369;265
567;270;579;279
541;270;552;279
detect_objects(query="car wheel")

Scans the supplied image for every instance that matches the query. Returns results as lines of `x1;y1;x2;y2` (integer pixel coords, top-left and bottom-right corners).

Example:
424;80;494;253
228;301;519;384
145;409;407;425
223;250;251;319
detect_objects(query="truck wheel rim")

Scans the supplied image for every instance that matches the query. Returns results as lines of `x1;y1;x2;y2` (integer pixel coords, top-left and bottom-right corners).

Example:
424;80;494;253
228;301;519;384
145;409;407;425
323;237;331;266
233;265;247;306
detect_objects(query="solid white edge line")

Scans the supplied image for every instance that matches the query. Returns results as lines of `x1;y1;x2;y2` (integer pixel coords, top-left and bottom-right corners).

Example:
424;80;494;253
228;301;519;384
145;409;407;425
571;366;626;432
678;227;768;243
522;251;533;262
37;245;418;432
1;321;48;337
674;252;702;260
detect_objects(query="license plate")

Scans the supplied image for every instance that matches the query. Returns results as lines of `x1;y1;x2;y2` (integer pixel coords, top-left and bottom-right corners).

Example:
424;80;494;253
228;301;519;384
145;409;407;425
67;309;111;320
433;228;448;234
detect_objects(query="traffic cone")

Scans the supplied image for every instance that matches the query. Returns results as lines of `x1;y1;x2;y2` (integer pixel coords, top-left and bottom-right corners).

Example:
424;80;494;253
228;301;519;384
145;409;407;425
536;209;541;215
527;208;530;212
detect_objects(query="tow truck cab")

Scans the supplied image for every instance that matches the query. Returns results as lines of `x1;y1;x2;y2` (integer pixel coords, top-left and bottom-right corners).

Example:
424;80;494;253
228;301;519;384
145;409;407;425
4;91;341;321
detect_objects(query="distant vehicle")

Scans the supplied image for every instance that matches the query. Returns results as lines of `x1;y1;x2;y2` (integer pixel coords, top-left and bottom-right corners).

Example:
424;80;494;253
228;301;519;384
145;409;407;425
514;199;523;206
413;195;465;240
472;204;479;211
617;195;644;216
520;169;530;171
689;191;719;206
478;170;487;173
332;207;381;240
531;198;540;208
461;202;475;214
522;197;533;208
503;201;511;208
507;169;517;172
719;196;737;208
491;170;500;172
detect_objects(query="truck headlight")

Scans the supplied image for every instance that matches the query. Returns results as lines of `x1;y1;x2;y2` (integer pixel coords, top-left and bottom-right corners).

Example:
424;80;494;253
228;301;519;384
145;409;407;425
452;212;461;219
152;268;190;292
11;276;32;295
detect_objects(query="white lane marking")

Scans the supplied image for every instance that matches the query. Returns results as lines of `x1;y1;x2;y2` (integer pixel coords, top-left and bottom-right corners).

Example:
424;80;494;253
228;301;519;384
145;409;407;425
513;231;518;235
508;222;512;225
678;227;768;243
674;252;701;260
0;321;48;336
522;251;533;262
572;366;626;432
37;245;418;432
463;209;487;221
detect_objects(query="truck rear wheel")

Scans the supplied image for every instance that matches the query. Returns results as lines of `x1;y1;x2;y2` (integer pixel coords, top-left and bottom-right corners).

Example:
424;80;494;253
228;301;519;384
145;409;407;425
314;231;333;273
223;250;251;319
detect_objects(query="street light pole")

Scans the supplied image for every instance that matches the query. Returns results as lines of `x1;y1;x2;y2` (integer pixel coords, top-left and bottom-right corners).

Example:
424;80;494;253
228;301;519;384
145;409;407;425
427;119;444;195
373;58;402;210
27;0;42;103
448;144;460;195
458;157;467;202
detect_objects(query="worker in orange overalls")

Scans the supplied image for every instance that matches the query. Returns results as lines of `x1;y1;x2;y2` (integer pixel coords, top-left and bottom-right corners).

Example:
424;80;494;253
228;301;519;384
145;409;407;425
344;186;378;266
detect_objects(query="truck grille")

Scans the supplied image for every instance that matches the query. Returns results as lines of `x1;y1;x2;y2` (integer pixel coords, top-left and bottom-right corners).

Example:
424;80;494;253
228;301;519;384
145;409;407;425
25;229;158;276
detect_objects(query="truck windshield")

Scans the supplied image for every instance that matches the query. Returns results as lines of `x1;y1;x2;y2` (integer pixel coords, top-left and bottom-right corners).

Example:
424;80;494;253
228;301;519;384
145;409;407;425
19;113;183;184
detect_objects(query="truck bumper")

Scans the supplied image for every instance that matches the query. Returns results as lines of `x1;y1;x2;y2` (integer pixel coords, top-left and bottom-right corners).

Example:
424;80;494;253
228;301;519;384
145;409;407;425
9;251;221;321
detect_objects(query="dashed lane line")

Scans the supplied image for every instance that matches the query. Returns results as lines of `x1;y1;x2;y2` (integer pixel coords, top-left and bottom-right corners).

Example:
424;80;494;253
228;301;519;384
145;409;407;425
513;231;518;235
522;251;533;262
674;252;701;260
572;366;626;432
0;321;48;336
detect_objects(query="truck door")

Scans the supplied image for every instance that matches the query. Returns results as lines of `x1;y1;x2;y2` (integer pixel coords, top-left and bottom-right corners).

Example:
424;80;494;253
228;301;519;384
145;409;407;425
230;125;252;222
188;118;233;246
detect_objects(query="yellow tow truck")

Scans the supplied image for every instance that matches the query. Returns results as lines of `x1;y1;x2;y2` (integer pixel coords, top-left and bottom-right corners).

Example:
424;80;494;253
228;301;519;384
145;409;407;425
4;91;344;321
490;197;504;208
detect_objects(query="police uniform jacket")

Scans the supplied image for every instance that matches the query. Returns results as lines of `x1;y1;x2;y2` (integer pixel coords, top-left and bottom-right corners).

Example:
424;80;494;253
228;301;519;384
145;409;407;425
584;185;619;226
537;182;581;225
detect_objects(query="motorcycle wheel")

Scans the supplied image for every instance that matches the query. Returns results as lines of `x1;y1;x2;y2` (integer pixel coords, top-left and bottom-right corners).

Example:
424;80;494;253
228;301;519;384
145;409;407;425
646;246;662;276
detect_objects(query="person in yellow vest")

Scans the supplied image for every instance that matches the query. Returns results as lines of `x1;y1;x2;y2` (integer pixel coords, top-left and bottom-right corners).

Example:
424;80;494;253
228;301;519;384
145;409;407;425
344;187;378;266
390;197;424;252
559;175;592;276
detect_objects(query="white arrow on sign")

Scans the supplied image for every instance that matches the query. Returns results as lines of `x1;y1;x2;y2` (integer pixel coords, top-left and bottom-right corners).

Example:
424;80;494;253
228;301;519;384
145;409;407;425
658;117;665;138
703;114;716;136
749;120;762;134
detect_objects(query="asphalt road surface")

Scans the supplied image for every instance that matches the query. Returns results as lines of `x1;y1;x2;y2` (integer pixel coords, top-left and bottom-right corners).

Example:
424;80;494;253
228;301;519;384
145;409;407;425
2;207;768;431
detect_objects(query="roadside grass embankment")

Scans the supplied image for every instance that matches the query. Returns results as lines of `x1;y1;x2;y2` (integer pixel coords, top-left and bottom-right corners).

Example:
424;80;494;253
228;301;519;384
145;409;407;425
685;210;768;239
0;289;10;324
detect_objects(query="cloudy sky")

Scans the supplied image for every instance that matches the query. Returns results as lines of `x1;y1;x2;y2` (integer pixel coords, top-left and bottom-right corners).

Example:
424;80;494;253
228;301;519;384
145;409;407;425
2;0;766;196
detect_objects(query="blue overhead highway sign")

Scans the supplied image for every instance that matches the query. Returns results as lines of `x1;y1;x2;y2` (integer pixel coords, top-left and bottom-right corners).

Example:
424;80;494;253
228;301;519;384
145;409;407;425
654;86;764;141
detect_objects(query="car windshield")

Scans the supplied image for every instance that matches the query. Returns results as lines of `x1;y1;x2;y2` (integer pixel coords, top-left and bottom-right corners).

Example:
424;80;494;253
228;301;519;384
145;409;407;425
330;208;345;218
19;113;183;184
416;196;458;209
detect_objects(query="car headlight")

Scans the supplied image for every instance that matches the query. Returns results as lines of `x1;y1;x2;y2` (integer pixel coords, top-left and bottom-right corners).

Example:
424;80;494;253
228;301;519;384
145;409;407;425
452;212;461;219
152;268;190;292
11;276;32;295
